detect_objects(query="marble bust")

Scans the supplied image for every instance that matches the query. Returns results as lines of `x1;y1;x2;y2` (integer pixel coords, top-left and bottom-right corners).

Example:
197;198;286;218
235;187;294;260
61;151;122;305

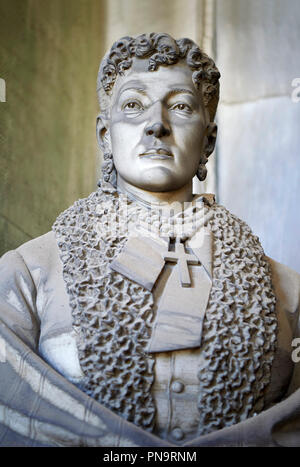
0;33;300;447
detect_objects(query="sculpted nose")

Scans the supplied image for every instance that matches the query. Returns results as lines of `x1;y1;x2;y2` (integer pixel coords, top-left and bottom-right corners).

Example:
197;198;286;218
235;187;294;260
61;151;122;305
145;103;171;138
145;122;171;138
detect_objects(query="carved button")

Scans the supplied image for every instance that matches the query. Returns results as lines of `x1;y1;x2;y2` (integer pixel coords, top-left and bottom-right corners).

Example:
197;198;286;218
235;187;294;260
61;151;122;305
171;427;184;441
171;380;184;393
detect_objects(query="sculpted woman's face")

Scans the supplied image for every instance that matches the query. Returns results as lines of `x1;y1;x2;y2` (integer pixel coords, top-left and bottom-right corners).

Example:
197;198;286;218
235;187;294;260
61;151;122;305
105;59;210;193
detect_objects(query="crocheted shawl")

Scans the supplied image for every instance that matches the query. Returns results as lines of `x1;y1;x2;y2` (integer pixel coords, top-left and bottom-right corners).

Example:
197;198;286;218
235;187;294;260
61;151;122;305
52;183;277;436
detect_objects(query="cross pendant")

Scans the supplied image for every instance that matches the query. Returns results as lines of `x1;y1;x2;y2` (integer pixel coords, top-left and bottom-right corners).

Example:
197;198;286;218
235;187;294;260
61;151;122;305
163;239;200;287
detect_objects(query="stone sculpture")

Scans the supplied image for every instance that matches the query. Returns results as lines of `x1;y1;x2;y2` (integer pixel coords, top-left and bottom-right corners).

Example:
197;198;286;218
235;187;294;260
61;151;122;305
0;33;300;447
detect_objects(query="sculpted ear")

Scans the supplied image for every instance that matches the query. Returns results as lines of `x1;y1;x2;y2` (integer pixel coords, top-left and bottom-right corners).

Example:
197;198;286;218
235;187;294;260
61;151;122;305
96;114;111;154
196;122;218;182
203;122;217;158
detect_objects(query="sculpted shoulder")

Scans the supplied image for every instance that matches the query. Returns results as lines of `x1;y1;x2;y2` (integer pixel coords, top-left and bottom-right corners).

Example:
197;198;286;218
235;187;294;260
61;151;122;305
15;230;61;276
267;255;300;318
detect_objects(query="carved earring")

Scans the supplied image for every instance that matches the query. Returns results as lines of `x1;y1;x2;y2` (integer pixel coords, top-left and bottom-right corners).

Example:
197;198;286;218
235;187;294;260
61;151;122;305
196;163;208;182
100;152;117;187
98;152;114;187
97;124;117;187
102;152;114;182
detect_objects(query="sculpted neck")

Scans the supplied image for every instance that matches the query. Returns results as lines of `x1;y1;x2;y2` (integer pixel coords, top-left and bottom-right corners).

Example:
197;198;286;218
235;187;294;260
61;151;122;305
117;175;194;208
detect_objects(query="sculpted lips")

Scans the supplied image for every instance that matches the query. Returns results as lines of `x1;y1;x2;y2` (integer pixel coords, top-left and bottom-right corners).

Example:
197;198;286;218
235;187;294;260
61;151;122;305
139;148;174;160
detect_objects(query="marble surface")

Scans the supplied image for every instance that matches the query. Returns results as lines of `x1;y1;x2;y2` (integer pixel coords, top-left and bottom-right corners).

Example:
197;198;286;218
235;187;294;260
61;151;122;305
216;0;300;272
216;0;300;103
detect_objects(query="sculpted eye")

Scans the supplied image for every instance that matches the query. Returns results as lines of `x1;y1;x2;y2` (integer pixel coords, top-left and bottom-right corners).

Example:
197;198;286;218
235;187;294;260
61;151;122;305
122;100;144;112
171;103;192;113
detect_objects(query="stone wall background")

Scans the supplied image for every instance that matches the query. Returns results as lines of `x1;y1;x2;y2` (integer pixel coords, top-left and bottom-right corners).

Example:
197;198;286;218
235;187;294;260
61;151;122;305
0;0;107;255
0;0;299;272
216;0;300;272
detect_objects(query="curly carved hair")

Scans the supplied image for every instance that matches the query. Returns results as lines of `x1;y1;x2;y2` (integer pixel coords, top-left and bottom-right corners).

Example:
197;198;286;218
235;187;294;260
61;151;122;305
96;33;221;185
